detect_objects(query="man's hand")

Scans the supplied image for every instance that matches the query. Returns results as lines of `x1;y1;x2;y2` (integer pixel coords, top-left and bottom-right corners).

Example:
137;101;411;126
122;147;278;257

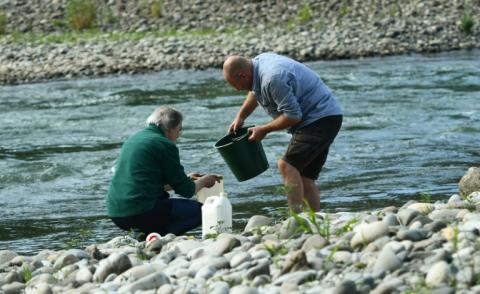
188;172;203;180
248;125;268;141
228;117;244;134
200;174;223;188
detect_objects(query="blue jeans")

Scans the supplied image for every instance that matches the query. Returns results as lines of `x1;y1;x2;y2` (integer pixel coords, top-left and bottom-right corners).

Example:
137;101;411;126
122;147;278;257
111;198;202;237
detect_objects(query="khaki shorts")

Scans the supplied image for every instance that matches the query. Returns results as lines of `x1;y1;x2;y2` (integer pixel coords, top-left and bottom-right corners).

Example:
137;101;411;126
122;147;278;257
283;115;342;180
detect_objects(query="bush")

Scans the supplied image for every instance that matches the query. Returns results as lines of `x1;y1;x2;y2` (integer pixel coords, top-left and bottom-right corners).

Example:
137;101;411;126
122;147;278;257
0;10;7;34
459;14;474;34
298;2;312;24
150;0;163;18
66;0;97;30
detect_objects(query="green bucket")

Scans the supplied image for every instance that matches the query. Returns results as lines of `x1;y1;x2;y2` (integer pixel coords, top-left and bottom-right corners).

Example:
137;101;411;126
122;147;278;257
215;127;269;182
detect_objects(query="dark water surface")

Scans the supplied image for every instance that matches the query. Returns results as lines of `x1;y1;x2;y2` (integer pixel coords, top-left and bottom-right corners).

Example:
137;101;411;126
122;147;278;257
1;50;478;254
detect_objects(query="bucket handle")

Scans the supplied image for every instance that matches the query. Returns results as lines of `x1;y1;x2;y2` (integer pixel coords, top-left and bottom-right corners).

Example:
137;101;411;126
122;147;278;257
231;125;254;141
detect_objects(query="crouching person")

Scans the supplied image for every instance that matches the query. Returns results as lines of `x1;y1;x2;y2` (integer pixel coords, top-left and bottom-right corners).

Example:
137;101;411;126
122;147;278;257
107;106;221;237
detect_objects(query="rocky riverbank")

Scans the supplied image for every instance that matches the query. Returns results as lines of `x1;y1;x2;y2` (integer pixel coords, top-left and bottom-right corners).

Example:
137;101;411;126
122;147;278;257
1;168;480;294
0;0;479;85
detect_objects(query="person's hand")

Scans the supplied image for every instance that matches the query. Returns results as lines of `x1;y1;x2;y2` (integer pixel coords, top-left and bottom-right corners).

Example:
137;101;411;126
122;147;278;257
188;172;203;180
247;125;267;141
200;174;222;188
228;117;244;134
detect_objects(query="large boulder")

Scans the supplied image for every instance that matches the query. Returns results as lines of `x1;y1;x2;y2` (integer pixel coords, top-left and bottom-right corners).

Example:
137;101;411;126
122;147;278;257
459;167;480;198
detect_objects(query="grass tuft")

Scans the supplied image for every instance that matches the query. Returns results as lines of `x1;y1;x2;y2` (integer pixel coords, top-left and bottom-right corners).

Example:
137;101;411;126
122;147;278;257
66;0;97;30
0;10;7;34
459;14;474;34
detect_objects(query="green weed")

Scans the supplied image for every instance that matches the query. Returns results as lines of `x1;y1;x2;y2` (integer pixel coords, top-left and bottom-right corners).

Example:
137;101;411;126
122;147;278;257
66;0;97;30
0;10;7;34
64;227;93;249
22;265;32;282
459;14;474;34
150;0;164;18
298;2;312;24
335;217;358;236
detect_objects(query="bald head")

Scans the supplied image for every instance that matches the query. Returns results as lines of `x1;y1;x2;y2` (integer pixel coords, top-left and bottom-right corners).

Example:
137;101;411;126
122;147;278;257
223;55;253;91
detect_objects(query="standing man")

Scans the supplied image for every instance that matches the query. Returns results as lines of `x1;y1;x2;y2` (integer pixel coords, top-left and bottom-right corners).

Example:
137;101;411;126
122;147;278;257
223;53;342;212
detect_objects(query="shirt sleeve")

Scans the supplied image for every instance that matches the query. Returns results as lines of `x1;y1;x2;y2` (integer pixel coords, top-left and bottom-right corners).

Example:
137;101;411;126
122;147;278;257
267;73;303;120
161;143;196;198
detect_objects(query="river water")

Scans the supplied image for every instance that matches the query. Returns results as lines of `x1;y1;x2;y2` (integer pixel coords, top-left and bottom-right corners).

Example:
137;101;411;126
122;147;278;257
1;50;478;254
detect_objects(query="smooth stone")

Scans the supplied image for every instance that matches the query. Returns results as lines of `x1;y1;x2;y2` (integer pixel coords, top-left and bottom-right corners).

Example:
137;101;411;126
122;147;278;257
25;282;52;294
370;277;403;294
425;249;452;264
301;235;328;252
75;267;93;284
244;215;273;232
429;209;461;222
350;221;389;248
279;217;300;239
396;228;430;241
243;260;270;280
173;240;203;256
209;281;230;294
382;214;399;226
272;270;316;286
333;251;352;264
407;202;434;214
429;286;455;294
456;266;474;286
188;256;229;272
2;282;26;294
194;265;216;281
230;285;260;294
0;250;18;267
397;209;421;226
424;220;447;232
373;246;402;273
447;194;463;205
114;262;166;283
230;252;252;268
26;273;56;286
252;274;271;287
53;249;89;270
92;252;132;283
332;280;358;294
117;272;169;293
205;235;241;256
426;261;450;287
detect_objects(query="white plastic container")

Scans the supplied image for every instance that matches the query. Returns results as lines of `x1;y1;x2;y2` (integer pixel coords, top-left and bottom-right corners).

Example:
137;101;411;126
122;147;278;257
196;179;224;204
201;192;232;238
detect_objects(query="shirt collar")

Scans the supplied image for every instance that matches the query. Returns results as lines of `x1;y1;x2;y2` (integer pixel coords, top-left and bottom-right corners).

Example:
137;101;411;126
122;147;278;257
147;124;166;136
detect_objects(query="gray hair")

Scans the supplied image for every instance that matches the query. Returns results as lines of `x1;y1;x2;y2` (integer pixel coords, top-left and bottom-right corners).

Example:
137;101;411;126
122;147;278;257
146;106;183;131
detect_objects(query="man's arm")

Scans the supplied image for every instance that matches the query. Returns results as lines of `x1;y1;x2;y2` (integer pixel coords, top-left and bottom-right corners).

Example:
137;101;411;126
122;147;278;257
248;114;301;141
229;91;258;133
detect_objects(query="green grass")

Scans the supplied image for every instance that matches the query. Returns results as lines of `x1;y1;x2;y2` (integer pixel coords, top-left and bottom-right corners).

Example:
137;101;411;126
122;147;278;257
298;2;312;24
66;0;97;30
150;0;164;18
0;10;7;34
459;14;474;34
0;27;229;45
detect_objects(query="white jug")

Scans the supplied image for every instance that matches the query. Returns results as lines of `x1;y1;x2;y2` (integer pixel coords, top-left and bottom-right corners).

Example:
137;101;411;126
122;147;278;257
196;179;224;204
202;192;232;238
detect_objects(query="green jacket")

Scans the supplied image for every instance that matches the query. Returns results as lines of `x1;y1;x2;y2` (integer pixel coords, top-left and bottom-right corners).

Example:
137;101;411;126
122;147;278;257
107;124;195;217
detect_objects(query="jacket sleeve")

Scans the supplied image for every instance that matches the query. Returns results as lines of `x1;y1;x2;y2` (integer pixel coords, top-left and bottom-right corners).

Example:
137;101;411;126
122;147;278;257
161;143;196;198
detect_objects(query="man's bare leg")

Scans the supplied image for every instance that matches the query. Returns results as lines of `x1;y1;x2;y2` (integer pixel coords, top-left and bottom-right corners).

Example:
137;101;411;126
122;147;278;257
302;177;320;212
278;159;304;213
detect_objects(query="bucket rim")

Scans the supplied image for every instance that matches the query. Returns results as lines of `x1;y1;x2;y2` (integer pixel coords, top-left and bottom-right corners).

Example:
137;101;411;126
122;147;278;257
214;126;253;149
